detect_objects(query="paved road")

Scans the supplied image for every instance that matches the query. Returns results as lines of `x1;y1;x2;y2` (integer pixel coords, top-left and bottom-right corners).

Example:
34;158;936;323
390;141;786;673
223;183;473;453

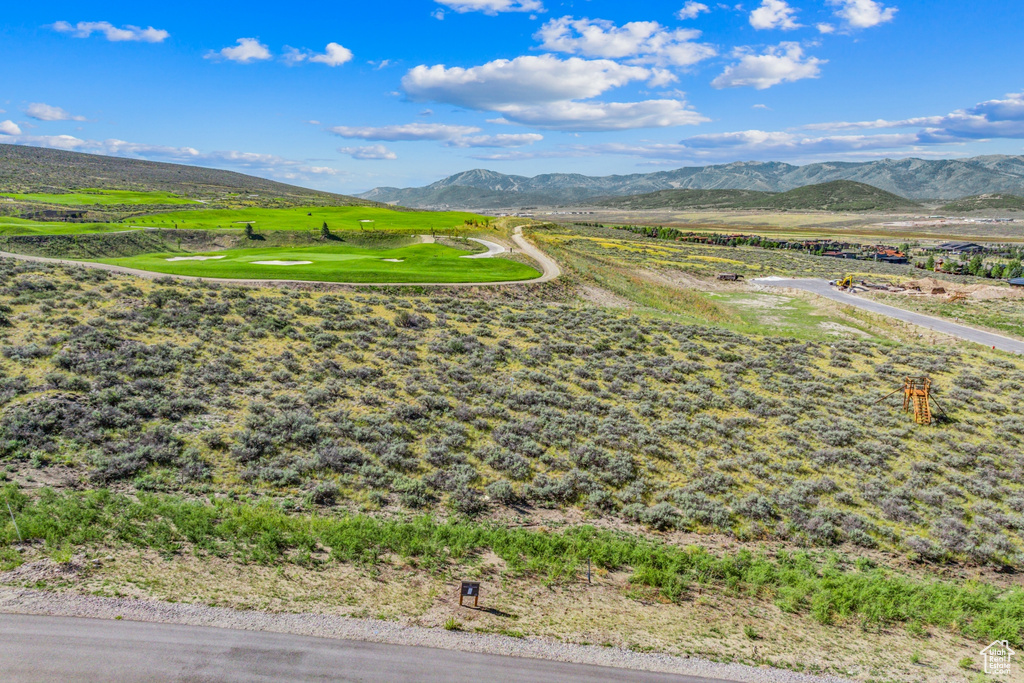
0;614;729;683
0;226;560;288
754;277;1024;354
462;237;507;259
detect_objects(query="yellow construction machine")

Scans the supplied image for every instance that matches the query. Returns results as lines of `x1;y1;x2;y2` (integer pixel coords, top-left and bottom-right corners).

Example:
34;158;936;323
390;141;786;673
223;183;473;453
830;275;856;291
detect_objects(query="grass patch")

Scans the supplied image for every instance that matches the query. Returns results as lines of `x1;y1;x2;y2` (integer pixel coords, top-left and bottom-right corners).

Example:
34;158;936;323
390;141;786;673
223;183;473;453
134;206;483;234
1;189;199;206
2;486;1023;647
537;234;735;324
96;242;540;283
0;219;131;237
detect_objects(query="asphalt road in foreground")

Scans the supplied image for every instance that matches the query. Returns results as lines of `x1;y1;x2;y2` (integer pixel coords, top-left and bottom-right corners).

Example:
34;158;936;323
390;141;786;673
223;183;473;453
0;614;733;683
754;277;1024;354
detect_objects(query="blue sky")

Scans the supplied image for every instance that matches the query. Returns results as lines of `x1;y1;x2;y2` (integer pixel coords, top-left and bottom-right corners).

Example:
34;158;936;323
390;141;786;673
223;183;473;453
2;1;1023;194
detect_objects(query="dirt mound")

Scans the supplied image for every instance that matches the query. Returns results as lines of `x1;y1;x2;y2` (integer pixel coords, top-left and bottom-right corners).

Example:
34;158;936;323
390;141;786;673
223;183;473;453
900;276;1024;300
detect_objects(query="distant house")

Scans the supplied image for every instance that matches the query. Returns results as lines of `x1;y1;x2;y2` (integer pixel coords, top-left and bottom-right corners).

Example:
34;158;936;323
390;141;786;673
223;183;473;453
937;241;985;254
1010;278;1024;287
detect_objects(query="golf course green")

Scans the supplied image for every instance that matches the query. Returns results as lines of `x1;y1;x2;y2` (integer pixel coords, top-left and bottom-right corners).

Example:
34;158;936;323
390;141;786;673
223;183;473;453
135;206;481;233
96;242;541;283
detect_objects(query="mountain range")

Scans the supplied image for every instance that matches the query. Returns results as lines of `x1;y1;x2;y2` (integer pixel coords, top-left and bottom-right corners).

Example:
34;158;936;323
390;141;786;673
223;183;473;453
358;155;1024;209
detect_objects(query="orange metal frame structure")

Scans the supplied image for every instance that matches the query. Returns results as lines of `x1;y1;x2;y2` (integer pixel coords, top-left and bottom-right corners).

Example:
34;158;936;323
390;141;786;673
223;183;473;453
874;376;943;425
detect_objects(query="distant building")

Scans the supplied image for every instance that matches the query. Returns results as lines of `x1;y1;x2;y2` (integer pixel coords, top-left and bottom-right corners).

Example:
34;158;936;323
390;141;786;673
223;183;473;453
936;241;985;254
1010;278;1024;287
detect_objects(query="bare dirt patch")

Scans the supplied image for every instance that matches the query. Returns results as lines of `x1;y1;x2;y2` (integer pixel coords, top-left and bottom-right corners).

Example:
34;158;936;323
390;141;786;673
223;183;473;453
819;321;872;337
577;284;634;308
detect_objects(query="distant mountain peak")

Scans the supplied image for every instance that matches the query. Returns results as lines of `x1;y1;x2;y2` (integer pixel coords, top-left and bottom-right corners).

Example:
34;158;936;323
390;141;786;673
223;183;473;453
356;154;1024;210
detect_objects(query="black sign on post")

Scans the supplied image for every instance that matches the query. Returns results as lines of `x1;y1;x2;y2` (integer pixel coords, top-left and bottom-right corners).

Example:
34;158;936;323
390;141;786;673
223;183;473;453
459;581;480;607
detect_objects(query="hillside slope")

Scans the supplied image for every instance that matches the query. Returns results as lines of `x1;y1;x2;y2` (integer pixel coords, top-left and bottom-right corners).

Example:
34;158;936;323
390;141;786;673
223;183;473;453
0;144;372;206
939;192;1024;212
594;181;919;212
590;188;772;210
758;180;920;211
359;155;1024;208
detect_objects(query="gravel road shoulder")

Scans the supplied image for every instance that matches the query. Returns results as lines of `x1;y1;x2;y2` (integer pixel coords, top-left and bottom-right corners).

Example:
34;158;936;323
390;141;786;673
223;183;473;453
0;587;851;683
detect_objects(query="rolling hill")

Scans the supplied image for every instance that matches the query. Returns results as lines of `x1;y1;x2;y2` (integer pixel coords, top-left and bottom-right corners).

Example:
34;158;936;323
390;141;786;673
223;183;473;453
589;188;770;210
0;144;372;207
359;155;1024;208
592;180;919;212
939;192;1024;212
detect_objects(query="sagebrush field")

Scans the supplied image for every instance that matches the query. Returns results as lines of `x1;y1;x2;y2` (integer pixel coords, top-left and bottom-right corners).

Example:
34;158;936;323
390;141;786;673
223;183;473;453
0;217;1022;682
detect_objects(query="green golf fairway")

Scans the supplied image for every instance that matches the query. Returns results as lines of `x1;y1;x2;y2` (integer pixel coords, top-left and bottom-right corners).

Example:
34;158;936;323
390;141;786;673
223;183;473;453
134;205;482;232
0;218;136;236
1;189;198;206
97;242;541;283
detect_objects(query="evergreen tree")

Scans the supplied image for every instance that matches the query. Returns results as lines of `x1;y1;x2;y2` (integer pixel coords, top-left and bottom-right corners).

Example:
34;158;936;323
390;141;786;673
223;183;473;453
968;254;984;276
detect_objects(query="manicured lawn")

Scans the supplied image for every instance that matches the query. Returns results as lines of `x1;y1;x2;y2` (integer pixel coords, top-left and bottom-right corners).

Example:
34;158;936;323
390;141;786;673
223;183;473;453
97;242;540;283
0;219;133;236
1;189;198;206
133;206;482;233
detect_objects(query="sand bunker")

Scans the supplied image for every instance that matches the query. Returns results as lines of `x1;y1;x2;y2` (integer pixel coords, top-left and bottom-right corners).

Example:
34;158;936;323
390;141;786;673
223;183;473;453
252;260;313;266
165;255;226;262
382;258;405;262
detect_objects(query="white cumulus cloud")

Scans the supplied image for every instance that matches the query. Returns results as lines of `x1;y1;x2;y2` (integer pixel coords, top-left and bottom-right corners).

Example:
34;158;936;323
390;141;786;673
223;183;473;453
25;103;87;122
828;0;898;29
50;20;169;43
206;38;272;64
402;54;706;132
711;43;824;90
677;2;710;20
749;0;801;30
0;121;22;135
285;42;354;66
403;55;652;109
434;0;543;14
338;145;398;160
535;17;716;68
